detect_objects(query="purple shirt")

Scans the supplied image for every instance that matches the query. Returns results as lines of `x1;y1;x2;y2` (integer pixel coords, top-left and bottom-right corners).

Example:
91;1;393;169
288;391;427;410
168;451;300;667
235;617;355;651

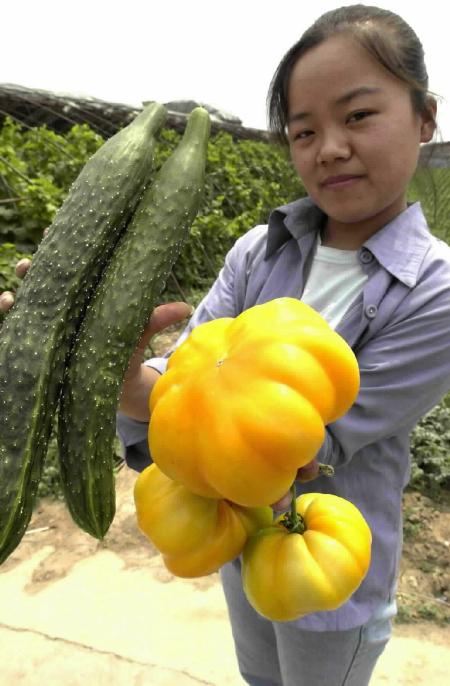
117;198;450;631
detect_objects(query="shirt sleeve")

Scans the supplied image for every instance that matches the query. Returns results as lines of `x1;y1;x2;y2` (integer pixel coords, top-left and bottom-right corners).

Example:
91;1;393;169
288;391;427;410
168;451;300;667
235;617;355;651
317;286;450;468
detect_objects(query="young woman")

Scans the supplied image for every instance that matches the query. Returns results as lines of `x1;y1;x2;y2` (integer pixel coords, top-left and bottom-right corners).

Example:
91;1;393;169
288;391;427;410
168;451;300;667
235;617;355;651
2;5;450;685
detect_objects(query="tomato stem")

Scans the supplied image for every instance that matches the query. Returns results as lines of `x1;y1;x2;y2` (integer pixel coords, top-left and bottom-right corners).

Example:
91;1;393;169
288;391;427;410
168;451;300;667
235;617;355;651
289;484;297;521
280;484;305;534
279;463;334;534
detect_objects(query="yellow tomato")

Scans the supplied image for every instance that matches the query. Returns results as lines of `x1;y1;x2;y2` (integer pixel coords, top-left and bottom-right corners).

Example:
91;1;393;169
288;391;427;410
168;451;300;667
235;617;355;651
134;463;273;578
242;493;372;621
149;297;359;507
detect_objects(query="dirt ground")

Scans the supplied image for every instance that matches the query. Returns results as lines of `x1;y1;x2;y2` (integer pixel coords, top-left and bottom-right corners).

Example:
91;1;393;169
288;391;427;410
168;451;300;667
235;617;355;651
0;466;449;685
397;490;450;626
5;480;449;628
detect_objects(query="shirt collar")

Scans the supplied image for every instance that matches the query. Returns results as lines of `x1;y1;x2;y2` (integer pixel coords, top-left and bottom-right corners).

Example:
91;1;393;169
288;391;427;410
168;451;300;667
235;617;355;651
266;197;431;288
266;197;325;257
365;202;431;287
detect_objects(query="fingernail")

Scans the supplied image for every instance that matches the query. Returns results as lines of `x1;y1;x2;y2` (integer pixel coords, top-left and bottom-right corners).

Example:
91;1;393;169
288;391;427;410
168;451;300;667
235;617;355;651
15;259;30;277
272;500;289;512
0;292;14;310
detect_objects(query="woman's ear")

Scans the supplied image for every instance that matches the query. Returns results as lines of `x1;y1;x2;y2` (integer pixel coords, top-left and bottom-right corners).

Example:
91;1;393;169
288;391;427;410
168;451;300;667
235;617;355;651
420;96;438;143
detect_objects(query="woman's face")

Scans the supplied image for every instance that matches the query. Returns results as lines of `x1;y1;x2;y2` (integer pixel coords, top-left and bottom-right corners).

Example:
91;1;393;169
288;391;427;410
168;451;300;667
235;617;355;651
286;34;435;248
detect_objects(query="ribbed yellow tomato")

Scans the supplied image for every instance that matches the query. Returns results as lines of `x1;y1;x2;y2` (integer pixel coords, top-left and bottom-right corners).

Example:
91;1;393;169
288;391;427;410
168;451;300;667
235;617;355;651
134;463;273;578
149;297;359;507
242;492;372;621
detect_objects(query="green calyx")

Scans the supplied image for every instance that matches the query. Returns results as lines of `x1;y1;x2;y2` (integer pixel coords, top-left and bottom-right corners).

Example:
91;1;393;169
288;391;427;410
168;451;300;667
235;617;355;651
279;484;306;535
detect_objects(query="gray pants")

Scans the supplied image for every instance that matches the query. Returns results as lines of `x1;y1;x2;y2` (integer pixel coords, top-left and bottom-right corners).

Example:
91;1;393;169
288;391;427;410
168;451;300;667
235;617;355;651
220;560;395;686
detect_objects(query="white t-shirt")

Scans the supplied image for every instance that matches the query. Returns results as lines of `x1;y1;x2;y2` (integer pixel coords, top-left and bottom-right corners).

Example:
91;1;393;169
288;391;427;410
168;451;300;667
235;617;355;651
301;236;368;330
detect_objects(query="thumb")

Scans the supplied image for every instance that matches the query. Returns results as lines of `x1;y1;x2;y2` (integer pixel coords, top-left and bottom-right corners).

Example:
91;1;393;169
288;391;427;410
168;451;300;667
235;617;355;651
149;302;194;335
296;458;320;483
137;302;194;351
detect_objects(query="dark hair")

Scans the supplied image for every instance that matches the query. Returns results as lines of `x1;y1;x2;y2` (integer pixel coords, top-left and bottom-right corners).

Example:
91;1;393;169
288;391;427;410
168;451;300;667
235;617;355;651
267;4;435;145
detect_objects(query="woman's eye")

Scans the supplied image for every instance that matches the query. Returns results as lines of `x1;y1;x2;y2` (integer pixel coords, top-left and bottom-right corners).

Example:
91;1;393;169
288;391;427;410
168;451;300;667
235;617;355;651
348;111;372;123
292;129;313;141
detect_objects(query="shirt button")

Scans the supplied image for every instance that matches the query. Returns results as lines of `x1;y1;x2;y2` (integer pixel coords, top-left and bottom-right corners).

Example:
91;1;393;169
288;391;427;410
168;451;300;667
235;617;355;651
365;304;378;319
360;248;373;264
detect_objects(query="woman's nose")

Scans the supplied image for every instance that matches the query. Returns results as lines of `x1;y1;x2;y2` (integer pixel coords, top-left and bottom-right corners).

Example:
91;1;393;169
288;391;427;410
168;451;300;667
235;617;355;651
316;129;351;164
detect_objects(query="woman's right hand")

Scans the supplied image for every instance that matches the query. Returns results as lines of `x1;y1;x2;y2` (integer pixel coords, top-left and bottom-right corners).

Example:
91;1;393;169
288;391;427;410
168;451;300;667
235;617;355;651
119;301;193;422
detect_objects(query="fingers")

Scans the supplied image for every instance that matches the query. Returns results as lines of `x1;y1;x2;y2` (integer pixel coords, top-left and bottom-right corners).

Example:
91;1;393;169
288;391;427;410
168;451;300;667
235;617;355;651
271;492;293;512
296;458;320;483
270;458;323;512
1;257;33;314
136;302;194;352
0;291;15;313
149;302;194;335
15;258;31;279
122;301;194;393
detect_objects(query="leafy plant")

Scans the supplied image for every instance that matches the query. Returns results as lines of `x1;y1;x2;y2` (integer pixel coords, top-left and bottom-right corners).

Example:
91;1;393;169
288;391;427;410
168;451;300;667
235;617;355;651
0;117;103;249
408;167;450;243
0;117;304;295
409;396;450;498
396;594;450;626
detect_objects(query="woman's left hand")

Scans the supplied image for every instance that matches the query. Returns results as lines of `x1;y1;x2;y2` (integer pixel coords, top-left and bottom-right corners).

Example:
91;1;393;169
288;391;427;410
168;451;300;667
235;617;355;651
270;458;320;511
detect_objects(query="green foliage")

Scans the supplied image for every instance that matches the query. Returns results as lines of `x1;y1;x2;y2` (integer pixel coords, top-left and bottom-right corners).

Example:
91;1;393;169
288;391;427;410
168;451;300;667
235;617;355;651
409;395;450;497
408;167;450;243
0;118;304;294
0;117;103;249
36;434;64;501
180;131;303;292
396;598;450;626
138;126;305;293
402;505;425;540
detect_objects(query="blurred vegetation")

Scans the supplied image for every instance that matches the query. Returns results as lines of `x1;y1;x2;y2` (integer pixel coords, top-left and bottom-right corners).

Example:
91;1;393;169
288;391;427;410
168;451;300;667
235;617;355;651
0;116;304;299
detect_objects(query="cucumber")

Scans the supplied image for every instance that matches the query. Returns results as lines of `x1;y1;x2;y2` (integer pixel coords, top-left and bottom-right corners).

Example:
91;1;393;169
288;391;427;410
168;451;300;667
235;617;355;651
0;102;167;564
57;107;210;539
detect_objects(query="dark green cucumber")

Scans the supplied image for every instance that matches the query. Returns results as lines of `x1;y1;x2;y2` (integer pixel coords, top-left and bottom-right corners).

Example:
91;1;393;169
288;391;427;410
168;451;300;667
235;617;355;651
57;107;211;539
0;102;167;564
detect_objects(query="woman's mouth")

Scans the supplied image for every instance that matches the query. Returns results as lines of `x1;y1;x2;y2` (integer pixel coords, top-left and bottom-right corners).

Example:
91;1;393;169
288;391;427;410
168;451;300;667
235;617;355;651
321;175;364;189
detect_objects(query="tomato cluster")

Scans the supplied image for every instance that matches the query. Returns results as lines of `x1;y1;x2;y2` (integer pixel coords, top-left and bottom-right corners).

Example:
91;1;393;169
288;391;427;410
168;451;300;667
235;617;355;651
134;298;371;621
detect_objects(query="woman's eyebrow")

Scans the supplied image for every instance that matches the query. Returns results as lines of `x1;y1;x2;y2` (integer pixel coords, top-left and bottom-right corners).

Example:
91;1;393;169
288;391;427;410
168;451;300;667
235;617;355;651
288;86;383;123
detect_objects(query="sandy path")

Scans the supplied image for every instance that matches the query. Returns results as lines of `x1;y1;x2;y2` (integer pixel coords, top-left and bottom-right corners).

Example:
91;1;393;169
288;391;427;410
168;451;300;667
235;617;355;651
0;468;448;685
